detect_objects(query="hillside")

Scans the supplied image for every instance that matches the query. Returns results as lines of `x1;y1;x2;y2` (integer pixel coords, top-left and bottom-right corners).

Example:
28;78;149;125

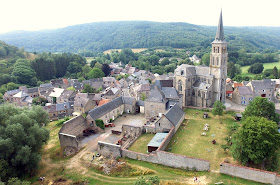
0;21;280;54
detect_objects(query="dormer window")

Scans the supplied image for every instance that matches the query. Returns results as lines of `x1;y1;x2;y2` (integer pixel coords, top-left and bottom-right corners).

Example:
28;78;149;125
181;70;184;75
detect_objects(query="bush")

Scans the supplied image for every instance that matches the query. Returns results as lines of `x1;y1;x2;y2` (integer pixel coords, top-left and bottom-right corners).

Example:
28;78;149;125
96;119;105;129
56;116;70;126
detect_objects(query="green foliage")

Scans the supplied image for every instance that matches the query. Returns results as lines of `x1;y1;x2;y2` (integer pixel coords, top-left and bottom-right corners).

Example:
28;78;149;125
227;62;241;79
141;93;147;101
32;97;48;106
134;176;159;185
82;84;95;93
212;100;226;121
242;97;280;123
95;119;105;129
248;63;264;74
201;53;210;66
101;64;111;76
67;86;76;91
231;116;280;169
56;116;70;126
11;59;36;85
87;68;105;79
0;104;50;181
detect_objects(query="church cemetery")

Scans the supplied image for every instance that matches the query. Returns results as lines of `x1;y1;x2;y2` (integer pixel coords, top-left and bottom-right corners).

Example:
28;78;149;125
166;108;239;171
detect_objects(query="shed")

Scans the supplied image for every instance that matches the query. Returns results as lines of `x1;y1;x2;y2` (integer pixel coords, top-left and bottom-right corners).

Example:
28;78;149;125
203;112;209;119
147;133;168;153
235;113;242;121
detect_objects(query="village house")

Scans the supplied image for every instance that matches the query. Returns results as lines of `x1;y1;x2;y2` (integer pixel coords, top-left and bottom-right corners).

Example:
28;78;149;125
57;90;76;104
45;87;65;104
132;83;151;101
73;93;97;115
232;86;253;105
102;87;121;100
3;89;20;102
13;91;33;106
103;77;116;88
44;101;74;121
38;83;53;97
19;86;39;98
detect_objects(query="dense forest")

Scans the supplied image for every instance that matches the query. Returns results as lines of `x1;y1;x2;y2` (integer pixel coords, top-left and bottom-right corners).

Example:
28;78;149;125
0;21;280;55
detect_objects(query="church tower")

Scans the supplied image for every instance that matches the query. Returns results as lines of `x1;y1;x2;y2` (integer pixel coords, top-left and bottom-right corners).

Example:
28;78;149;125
209;10;227;104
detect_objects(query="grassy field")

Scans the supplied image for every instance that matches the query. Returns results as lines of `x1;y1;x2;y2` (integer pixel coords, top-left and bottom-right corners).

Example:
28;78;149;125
128;133;155;154
166;109;240;171
103;48;148;54
240;61;280;77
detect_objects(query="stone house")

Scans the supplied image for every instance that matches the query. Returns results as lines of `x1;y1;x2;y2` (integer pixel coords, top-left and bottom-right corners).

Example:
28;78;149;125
73;93;97;115
13;91;33;106
132;84;151;101
103;77;116;88
247;79;276;102
119;78;129;88
3;89;20;102
57;90;76;104
44;101;74;121
46;87;65;104
232;86;253;105
102;87;121;100
38;83;53;97
86;96;136;125
19;86;39;98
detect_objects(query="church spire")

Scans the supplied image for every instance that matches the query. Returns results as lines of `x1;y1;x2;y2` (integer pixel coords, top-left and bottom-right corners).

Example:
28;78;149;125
215;10;224;41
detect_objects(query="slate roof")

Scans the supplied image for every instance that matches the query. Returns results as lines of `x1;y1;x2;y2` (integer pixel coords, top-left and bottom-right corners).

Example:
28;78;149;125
73;82;83;90
164;104;185;126
250;79;275;91
215;10;225;41
27;87;38;93
237;86;253;96
23;96;33;103
154;80;173;89
122;96;134;105
56;101;74;111
161;87;179;99
49;88;64;97
60;90;75;99
74;93;90;107
175;64;213;78
146;86;166;103
193;82;211;91
88;96;123;120
136;100;144;106
147;133;169;147
6;89;20;95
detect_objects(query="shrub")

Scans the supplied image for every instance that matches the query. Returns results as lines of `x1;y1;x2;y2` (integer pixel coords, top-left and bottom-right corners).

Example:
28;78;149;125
96;119;105;129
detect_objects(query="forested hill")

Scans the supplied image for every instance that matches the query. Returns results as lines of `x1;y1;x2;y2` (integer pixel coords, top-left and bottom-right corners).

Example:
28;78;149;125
0;21;280;54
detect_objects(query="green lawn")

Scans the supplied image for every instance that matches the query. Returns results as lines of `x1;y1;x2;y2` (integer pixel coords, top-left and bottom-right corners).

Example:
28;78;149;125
240;61;280;77
166;109;240;171
128;133;155;154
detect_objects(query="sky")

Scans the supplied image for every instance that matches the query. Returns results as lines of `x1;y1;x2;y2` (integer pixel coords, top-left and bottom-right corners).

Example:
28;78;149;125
1;0;280;34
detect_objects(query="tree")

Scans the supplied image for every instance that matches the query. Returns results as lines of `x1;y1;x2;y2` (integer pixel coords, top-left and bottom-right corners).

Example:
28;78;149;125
12;59;36;85
0;46;7;57
0;104;49;181
212;100;226;122
90;60;97;68
141;93;147;101
87;68;105;79
242;97;280;123
272;66;278;79
82;84;95;93
82;65;91;77
31;54;56;81
227;62;241;79
101;64;111;76
231;116;280;169
32;97;48;106
201;53;210;66
248;63;264;74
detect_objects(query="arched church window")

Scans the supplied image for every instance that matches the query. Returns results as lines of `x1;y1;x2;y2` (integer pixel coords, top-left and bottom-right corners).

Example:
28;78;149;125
178;80;182;91
198;91;201;97
217;57;219;65
213;47;215;53
192;89;195;96
187;89;190;96
217;47;219;53
212;57;215;65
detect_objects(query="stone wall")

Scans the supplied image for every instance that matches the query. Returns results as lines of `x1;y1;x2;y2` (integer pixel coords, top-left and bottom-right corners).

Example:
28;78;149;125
98;141;122;158
59;133;79;149
143;125;156;133
157;126;175;151
220;163;278;184
122;125;143;138
157;151;210;171
122;149;158;163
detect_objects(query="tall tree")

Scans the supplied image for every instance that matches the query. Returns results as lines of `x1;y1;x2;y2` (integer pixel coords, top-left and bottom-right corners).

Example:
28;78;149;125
101;64;111;76
11;59;36;85
31;54;56;81
248;63;264;74
231;116;280;169
242;97;280;123
272;66;278;79
86;68;105;79
212;100;226;122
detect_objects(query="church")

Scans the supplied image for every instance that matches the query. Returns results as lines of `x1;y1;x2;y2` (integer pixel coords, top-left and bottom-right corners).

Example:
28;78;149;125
174;11;227;107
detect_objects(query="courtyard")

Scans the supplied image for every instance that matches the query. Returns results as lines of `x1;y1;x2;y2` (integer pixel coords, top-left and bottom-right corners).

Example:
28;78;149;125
165;109;239;171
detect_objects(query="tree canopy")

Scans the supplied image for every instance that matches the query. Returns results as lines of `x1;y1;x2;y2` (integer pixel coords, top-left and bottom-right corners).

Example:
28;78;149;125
248;63;264;74
231;116;280;169
0;104;49;182
87;68;105;79
242;97;280;123
212;100;226;121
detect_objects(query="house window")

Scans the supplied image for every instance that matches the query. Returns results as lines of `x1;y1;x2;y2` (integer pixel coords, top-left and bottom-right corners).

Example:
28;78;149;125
181;70;184;75
249;98;252;101
242;97;245;100
188;78;190;82
159;123;161;127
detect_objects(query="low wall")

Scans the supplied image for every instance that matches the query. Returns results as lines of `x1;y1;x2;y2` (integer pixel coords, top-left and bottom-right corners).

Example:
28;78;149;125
122;149;158;163
157;151;210;171
59;133;79;149
98;141;122;158
220;163;277;184
157;126;175;151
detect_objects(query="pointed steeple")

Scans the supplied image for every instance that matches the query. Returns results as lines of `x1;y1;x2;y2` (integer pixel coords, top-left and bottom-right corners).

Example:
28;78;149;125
215;10;224;41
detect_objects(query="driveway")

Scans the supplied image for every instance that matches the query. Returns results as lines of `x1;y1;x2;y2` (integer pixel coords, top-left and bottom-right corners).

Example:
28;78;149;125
225;99;246;112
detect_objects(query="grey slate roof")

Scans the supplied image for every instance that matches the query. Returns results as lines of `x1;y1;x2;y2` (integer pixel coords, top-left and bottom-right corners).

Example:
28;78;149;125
6;89;20;95
27;87;38;93
88;96;123;120
60;90;75;99
146;86;166;103
162;87;179;99
147;133;169;147
238;86;253;96
164;104;185;126
250;79;275;91
56;101;74;111
136;100;144;106
175;64;213;78
215;10;225;41
154;80;173;89
122;96;134;105
193;82;211;91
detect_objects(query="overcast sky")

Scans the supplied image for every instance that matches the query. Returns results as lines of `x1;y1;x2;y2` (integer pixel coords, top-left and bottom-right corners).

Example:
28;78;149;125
1;0;280;34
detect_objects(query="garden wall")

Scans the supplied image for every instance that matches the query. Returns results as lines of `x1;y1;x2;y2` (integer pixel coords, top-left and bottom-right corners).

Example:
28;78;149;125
122;149;158;163
59;133;79;149
98;141;122;158
220;163;279;184
157;126;175;151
